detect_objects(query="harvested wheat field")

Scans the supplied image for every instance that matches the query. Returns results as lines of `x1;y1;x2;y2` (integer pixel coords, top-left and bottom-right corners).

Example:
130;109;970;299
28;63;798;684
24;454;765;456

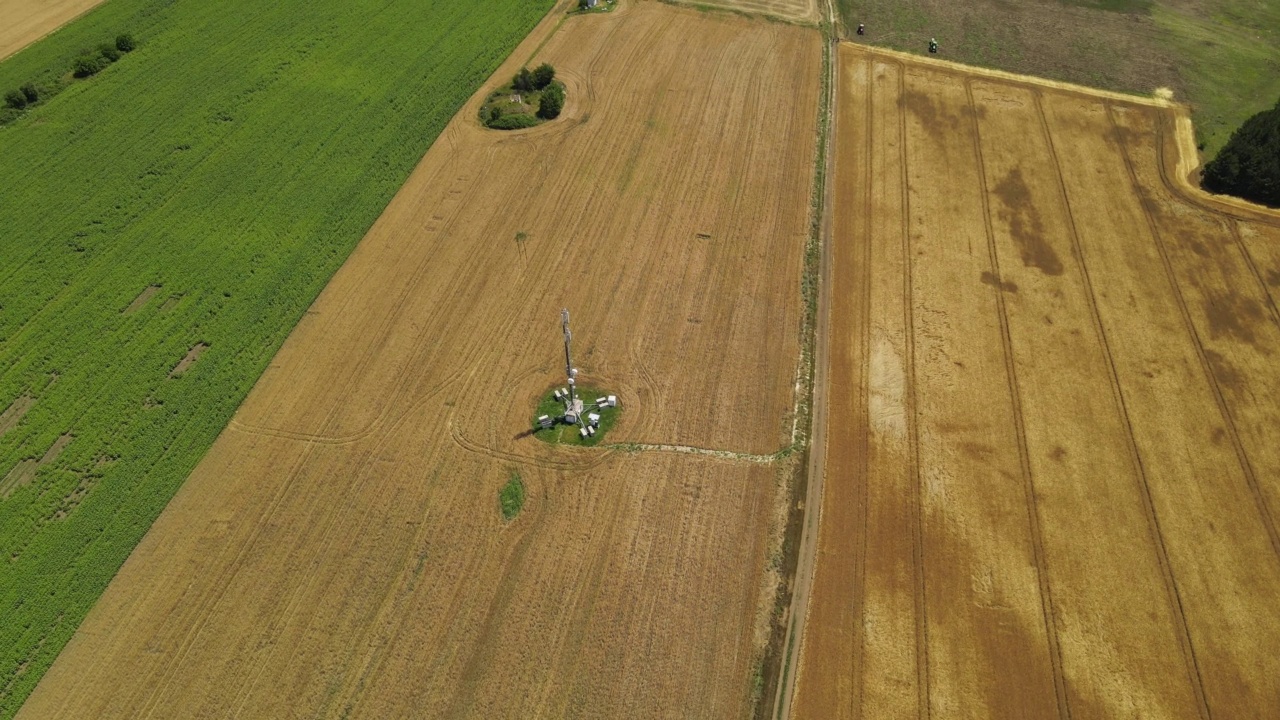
15;2;822;718
0;0;107;60
792;43;1280;719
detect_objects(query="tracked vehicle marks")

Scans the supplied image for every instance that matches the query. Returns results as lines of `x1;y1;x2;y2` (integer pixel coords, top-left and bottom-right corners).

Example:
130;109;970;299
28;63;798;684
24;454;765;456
794;42;1280;719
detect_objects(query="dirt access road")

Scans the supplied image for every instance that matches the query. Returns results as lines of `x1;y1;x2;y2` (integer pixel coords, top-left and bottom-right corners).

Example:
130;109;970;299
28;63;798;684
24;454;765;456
0;0;108;60
791;42;1280;719
16;2;823;718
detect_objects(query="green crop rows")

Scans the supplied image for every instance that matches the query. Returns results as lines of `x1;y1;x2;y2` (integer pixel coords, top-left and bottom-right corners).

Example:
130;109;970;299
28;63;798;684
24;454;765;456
0;0;552;714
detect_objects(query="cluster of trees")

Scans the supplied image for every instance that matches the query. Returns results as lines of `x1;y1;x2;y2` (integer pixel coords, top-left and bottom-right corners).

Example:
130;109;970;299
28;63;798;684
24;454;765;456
3;34;135;117
483;63;563;129
537;82;563;120
1203;97;1280;208
74;34;136;78
3;84;39;111
512;63;555;93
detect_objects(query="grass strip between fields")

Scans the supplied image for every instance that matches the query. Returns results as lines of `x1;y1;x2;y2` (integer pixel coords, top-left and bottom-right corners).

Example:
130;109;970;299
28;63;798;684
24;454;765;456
0;0;553;715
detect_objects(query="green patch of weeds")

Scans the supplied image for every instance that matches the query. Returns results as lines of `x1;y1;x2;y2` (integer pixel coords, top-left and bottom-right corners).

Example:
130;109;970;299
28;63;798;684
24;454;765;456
500;471;525;521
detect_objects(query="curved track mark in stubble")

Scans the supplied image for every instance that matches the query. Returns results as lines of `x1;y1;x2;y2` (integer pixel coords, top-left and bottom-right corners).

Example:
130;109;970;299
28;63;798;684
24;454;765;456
1034;91;1212;719
1149;117;1280;231
228;293;533;716
1107;105;1280;567
140;9;613;715
1146;117;1280;333
131;439;321;720
896;62;930;720
229;151;496;443
224;371;484;718
964;80;1070;720
142;142;508;719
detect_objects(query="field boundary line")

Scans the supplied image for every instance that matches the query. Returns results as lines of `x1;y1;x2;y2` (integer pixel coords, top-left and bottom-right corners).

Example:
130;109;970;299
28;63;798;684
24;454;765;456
1109;104;1280;566
965;79;1069;719
848;44;1176;110
131;440;320;719
897;59;930;720
768;15;835;720
607;442;777;463
1036;92;1211;719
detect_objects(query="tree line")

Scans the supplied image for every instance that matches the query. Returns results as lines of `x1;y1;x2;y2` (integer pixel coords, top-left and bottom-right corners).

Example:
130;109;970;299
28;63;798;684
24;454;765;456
1203;97;1280;208
3;34;135;120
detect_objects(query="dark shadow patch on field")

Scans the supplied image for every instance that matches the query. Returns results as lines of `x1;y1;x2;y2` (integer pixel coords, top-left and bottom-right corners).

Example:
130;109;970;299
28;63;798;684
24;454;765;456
899;88;965;140
1203;348;1245;393
1202;292;1265;347
980;271;1019;293
992;168;1063;276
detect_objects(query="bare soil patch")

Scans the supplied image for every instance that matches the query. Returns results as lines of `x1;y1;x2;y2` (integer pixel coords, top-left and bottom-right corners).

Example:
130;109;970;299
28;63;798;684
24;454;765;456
168;343;207;378
792;41;1280;718
1;433;72;499
0;394;35;438
17;4;822;718
122;285;161;315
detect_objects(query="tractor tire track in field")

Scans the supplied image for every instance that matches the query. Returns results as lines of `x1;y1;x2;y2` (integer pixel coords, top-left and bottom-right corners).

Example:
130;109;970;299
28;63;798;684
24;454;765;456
965;79;1070;719
1227;218;1280;331
1034;92;1212;720
851;52;874;719
1108;104;1280;564
896;59;930;720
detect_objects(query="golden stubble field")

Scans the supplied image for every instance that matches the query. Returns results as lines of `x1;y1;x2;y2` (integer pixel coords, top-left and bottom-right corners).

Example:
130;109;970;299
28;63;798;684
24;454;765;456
16;3;821;718
0;0;108;60
793;42;1280;719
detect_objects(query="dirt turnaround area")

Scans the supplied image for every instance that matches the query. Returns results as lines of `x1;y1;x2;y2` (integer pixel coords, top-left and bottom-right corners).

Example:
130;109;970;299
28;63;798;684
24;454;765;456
792;42;1280;718
16;3;821;718
0;0;108;60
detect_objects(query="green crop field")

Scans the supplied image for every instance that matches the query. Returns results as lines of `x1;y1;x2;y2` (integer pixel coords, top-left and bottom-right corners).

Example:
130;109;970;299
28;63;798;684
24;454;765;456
0;0;553;715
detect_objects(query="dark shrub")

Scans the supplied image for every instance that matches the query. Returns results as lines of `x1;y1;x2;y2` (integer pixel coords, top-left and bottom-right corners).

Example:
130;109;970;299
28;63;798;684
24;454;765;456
20;83;38;103
487;105;503;124
1203;97;1280;208
532;63;555;90
512;67;535;93
74;55;108;77
116;33;135;52
4;89;26;110
537;82;564;120
99;43;121;62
